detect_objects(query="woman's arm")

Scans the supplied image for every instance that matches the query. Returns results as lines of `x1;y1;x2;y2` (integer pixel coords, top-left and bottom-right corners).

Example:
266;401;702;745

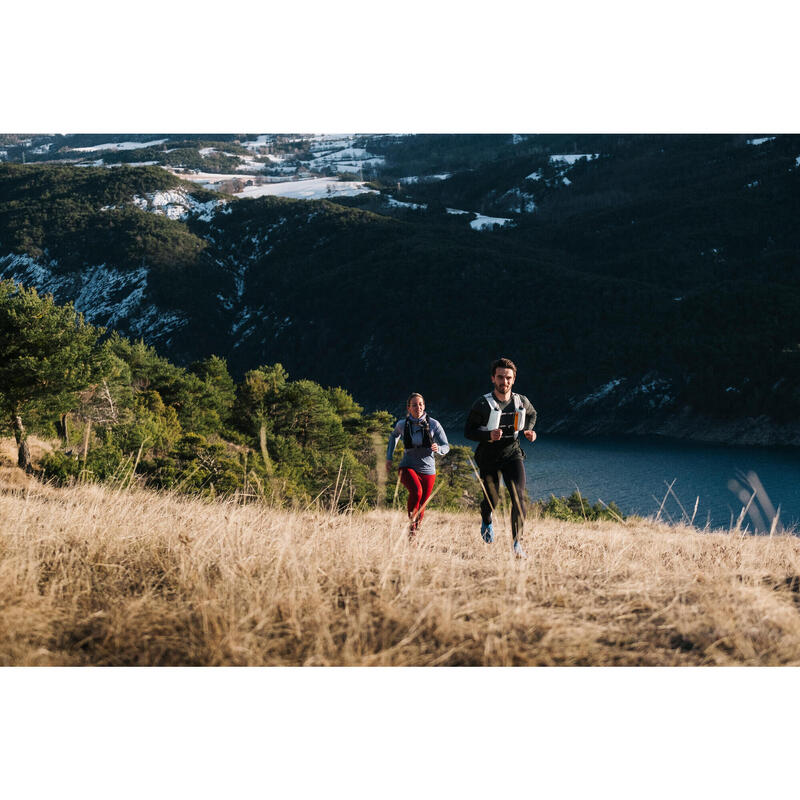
431;419;450;456
386;420;403;468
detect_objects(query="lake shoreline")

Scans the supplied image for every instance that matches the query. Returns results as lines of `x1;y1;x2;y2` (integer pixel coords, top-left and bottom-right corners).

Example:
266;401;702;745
436;408;800;451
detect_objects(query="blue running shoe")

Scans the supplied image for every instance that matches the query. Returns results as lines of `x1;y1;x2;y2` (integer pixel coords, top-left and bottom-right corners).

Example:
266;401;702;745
513;540;527;559
480;521;494;543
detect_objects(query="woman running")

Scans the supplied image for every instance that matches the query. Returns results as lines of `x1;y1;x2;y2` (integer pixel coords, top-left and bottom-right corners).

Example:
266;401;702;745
386;393;450;538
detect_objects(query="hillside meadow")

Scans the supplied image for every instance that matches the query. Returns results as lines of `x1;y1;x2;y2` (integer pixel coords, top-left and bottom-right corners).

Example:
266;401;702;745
2;439;800;667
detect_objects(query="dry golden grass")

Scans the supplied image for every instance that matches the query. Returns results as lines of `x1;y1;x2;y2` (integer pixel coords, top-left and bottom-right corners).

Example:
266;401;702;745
2;442;800;666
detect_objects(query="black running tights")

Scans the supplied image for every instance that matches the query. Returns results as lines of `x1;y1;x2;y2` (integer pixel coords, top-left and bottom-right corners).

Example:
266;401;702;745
479;458;527;543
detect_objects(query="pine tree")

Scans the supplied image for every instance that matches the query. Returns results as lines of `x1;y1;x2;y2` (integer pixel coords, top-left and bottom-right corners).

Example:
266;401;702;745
0;280;105;470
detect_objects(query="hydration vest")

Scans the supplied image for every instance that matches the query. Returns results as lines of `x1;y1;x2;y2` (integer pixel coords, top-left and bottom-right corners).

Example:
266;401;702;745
403;415;433;450
479;392;525;438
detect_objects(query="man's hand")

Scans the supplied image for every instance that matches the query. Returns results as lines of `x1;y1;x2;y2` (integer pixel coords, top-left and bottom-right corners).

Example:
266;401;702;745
489;429;503;441
431;443;439;453
523;430;537;442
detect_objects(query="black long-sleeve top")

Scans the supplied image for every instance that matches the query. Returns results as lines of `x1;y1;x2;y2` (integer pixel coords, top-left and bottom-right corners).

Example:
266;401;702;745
464;392;537;468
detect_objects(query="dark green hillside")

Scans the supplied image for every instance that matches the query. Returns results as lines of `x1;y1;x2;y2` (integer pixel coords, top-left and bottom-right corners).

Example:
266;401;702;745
3;136;800;439
196;195;667;414
0;164;216;270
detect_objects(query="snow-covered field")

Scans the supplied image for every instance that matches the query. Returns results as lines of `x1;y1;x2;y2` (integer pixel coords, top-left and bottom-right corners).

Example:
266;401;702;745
71;139;168;153
308;145;385;174
165;169;260;185
241;135;272;150
235;177;377;200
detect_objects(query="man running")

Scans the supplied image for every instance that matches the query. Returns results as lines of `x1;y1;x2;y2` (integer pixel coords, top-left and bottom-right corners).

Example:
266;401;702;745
464;357;537;558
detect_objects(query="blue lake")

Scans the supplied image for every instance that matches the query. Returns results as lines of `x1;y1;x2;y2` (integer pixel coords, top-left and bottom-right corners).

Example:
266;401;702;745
449;433;800;531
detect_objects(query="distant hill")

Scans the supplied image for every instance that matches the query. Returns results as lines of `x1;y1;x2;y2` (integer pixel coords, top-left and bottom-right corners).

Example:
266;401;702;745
2;133;800;444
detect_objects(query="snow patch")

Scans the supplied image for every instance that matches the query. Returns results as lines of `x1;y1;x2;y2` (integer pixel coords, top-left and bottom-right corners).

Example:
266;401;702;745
470;214;512;231
573;379;624;409
399;173;451;184
235;157;269;173
130;188;227;221
525;170;542;181
549;154;599;164
386;196;427;210
0;253;187;340
449;208;513;228
746;137;776;146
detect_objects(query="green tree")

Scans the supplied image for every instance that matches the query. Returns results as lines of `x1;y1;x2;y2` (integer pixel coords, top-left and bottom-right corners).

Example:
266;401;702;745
0;280;105;470
189;355;236;432
234;363;289;473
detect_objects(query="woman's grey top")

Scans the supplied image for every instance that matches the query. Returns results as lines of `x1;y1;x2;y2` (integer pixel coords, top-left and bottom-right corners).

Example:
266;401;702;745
386;414;450;475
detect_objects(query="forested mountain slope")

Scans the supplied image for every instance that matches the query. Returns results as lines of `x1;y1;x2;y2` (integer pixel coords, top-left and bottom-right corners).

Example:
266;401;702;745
2;133;799;443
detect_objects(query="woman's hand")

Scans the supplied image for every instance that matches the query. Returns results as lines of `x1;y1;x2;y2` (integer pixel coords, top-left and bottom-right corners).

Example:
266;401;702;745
523;430;537;442
431;443;439;453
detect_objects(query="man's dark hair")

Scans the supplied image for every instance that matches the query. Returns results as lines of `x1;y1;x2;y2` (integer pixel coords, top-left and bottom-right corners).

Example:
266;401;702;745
491;357;517;376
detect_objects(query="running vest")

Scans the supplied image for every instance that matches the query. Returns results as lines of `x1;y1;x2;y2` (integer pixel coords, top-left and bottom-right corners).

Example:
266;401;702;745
479;393;525;438
403;416;433;450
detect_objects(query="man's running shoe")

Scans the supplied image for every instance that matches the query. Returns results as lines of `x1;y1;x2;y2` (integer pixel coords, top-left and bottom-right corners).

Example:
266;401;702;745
480;521;494;543
513;540;527;559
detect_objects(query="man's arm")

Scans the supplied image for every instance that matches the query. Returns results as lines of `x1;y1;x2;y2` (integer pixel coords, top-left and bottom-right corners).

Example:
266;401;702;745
522;396;537;430
464;398;491;442
521;395;538;442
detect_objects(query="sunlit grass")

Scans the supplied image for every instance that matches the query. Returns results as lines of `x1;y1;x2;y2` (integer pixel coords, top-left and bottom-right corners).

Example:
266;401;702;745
2;444;800;665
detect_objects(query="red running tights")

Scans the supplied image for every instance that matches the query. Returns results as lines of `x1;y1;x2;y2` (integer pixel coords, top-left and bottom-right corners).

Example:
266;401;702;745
399;468;436;521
